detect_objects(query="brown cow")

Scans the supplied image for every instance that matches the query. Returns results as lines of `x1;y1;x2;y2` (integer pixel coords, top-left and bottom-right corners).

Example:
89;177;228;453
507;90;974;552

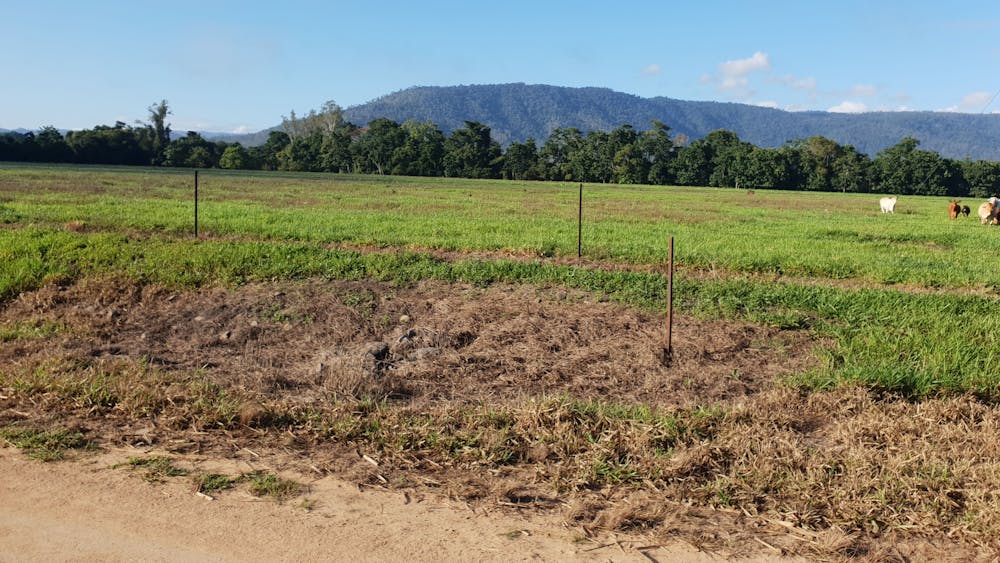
948;200;961;219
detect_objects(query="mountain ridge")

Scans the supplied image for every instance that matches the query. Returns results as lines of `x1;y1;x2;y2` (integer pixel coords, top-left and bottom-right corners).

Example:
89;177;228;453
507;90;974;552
207;83;1000;161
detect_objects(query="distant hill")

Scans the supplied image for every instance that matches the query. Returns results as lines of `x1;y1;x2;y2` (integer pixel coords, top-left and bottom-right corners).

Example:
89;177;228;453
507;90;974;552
220;84;1000;160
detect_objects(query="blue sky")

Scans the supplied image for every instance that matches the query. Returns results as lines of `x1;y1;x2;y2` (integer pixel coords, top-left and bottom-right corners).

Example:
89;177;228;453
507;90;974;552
2;1;999;133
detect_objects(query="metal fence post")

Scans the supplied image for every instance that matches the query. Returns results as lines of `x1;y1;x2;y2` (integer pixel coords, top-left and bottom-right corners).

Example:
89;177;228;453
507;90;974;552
577;183;583;258
194;170;199;238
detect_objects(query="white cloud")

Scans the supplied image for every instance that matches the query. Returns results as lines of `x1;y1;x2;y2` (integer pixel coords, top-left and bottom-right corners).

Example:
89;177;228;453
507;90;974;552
828;101;868;113
753;101;779;109
891;92;912;103
718;52;770;91
642;63;662;76
720;75;748;90
943;91;996;113
849;84;878;96
770;74;816;91
793;77;816;91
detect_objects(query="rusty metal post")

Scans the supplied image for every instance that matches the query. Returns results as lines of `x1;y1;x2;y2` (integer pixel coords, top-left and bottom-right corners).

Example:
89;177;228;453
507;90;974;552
577;183;583;258
664;236;674;365
194;170;199;238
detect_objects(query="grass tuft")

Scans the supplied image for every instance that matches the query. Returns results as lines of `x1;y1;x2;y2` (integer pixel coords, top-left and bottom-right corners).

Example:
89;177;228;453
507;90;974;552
0;425;93;461
125;455;189;482
240;471;304;501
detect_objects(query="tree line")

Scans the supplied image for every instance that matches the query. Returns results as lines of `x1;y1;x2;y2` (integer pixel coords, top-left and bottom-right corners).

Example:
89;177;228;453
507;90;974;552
3;100;1000;197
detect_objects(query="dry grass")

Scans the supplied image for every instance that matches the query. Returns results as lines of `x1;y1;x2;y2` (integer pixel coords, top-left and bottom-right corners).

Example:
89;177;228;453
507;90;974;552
1;277;999;559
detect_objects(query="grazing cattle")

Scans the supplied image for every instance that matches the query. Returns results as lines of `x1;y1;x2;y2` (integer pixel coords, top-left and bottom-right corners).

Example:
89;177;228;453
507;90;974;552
948;200;961;219
879;196;897;214
978;201;999;225
961;205;971;217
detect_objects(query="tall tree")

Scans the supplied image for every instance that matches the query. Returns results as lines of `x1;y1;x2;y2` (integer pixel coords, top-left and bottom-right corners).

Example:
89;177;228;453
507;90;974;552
831;145;872;193
443;121;501;179
798;136;842;191
873;137;959;195
34;126;72;163
538;127;585;181
352;118;405;175
637;120;677;185
219;143;250;169
161;131;221;168
392;120;445;176
961;159;1000;198
147;100;172;165
500;138;539;180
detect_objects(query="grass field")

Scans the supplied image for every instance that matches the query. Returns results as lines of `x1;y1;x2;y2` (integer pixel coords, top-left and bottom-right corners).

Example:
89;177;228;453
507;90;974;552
3;162;1000;557
3;163;1000;399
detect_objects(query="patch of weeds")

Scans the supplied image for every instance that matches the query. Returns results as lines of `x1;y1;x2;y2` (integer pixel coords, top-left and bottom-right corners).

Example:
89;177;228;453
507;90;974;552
194;472;237;494
589;456;640;486
0;320;67;343
339;288;379;319
240;470;303;501
0;425;93;461
124;455;189;482
535;242;558;258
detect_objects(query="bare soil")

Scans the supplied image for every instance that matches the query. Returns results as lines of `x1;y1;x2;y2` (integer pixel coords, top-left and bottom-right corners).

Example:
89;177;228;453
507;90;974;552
1;276;996;561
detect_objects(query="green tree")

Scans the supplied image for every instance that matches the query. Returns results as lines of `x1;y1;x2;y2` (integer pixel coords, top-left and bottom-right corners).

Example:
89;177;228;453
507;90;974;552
392;120;445;176
251;131;290;171
353;118;405;175
538;127;585;181
961;159;1000;198
443;121;501;179
279;100;347;172
704;130;753;188
147;100;171;164
798;136;842;191
671;140;712;186
34;126;72;163
277;131;323;171
873;137;958;196
500;138;539;180
320;126;356;173
161;132;220;168
65;122;147;165
605;125;643;184
742;147;800;190
637;120;677;185
219;143;249;169
831;146;872;193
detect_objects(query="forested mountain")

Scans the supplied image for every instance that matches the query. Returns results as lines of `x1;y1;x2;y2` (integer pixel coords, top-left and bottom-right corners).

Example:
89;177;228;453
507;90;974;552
240;83;1000;161
9;96;1000;199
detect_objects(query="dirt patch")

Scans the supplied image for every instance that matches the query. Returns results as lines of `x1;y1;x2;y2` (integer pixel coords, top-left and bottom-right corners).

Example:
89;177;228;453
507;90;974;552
3;277;815;409
3;276;998;560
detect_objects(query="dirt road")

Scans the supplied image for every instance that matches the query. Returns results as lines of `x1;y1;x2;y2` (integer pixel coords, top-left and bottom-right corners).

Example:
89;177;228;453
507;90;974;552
0;448;778;563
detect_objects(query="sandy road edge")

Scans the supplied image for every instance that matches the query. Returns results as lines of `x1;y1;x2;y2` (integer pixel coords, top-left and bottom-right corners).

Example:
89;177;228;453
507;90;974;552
0;446;792;563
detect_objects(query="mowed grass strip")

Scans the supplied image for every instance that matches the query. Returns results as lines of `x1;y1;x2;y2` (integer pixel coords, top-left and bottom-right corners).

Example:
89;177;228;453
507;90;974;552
3;226;1000;399
3;163;1000;289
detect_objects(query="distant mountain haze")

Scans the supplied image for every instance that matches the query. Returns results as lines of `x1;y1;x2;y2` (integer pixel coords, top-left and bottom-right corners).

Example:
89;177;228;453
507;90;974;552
212;83;1000;161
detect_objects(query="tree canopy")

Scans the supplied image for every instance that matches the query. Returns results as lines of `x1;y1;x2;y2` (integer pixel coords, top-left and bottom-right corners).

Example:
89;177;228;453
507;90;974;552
3;100;1000;198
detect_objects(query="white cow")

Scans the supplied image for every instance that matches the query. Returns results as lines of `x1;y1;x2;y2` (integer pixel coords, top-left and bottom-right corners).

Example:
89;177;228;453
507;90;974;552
979;201;1000;225
879;196;897;214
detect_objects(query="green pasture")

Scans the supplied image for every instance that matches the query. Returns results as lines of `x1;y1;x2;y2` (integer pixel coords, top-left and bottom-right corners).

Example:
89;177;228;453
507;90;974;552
3;162;1000;400
2;163;998;289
